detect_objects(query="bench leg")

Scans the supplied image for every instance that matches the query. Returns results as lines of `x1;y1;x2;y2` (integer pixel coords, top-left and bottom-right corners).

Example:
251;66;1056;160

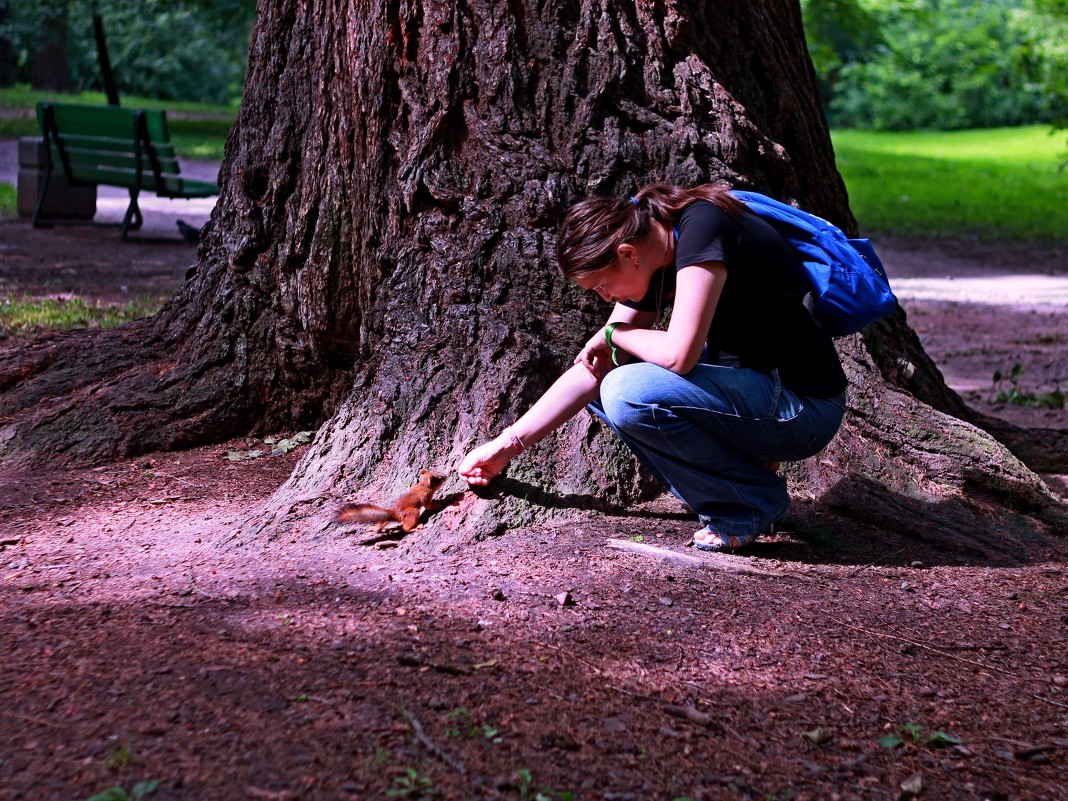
32;163;55;229
120;189;144;241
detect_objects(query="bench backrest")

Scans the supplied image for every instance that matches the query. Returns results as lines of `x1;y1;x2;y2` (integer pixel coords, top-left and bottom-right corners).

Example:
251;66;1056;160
36;102;194;196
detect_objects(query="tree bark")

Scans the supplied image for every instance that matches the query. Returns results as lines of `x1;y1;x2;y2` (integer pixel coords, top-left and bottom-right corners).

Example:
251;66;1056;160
1;0;1063;552
31;1;74;93
0;4;14;88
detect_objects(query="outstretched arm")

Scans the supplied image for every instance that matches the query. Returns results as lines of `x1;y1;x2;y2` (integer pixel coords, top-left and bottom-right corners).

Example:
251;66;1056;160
457;362;602;485
458;305;654;486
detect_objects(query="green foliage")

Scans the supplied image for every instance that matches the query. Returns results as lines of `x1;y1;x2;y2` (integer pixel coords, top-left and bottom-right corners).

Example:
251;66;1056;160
879;722;962;750
800;0;884;104
443;707;505;743
514;769;574;801
832;126;1068;241
385;767;438;799
86;780;158;801
992;364;1065;409
1032;0;1068;157
102;743;135;770
804;0;1068;131
1;0;254;104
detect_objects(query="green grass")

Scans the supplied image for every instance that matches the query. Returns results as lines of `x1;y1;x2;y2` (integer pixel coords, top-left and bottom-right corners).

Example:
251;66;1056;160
0;84;235;160
0;182;16;216
832;126;1068;242
0;294;167;342
0;83;238;114
167;117;235;160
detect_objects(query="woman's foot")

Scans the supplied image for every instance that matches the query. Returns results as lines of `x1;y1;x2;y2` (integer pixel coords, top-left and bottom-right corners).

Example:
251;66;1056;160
692;526;760;553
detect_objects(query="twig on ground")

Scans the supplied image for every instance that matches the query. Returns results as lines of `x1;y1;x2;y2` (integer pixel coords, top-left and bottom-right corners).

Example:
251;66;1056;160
831;617;1014;676
0;710;64;729
403;706;466;775
397;653;471;676
1034;694;1068;710
664;703;714;727
149;470;196;487
606;538;812;580
188;572;227;600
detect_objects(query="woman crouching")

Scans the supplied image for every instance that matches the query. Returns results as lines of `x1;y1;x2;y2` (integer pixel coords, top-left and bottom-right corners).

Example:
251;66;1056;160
457;182;847;553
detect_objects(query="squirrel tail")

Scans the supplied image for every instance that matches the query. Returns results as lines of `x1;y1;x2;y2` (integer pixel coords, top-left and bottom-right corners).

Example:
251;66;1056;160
335;503;394;524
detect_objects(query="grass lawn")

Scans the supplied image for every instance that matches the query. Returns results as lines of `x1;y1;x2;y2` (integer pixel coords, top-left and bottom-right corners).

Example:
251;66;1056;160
832;126;1068;243
0;182;15;217
0;294;167;343
0;84;235;160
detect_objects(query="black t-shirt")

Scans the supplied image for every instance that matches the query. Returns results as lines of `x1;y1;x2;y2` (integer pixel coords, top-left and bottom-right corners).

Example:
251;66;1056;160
622;201;847;398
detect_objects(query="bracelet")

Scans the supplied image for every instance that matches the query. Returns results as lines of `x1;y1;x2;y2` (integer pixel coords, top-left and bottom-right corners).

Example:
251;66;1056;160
603;322;621;366
502;427;526;454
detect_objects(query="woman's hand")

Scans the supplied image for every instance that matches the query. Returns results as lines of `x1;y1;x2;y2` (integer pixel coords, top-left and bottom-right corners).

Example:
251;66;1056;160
457;432;524;486
574;325;620;379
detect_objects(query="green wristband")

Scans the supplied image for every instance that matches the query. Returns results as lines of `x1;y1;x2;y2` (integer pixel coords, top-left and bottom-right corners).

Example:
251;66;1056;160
603;322;621;366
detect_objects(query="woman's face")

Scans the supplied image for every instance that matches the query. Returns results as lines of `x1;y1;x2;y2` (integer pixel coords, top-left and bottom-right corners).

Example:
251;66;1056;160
572;222;674;304
572;257;651;304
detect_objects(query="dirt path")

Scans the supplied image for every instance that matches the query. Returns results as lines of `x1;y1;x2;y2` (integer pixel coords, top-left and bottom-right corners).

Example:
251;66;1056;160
2;439;1066;801
881;237;1067;438
1;167;1066;800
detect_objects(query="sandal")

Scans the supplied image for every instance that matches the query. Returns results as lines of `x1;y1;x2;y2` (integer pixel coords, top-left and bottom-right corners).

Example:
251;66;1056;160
691;525;769;554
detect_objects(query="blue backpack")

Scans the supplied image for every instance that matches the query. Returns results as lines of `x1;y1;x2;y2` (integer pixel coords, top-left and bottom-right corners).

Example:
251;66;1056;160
731;190;896;337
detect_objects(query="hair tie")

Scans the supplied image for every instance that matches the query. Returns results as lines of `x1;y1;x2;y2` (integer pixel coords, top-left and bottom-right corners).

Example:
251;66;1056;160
629;196;639;205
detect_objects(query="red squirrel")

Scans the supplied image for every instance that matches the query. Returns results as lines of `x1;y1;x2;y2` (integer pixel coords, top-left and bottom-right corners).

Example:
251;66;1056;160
335;469;447;532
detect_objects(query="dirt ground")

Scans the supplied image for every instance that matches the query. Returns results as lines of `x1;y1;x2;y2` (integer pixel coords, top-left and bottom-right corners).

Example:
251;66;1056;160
1;212;1067;801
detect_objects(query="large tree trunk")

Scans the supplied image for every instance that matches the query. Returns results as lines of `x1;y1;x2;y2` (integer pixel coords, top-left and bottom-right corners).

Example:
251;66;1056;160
0;1;1063;553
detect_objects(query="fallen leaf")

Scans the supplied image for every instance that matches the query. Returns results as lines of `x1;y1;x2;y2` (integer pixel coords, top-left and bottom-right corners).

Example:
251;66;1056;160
802;726;833;745
899;772;923;798
879;733;904;749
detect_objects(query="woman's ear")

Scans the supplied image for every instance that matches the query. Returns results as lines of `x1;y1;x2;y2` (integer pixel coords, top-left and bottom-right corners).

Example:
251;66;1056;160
616;242;639;266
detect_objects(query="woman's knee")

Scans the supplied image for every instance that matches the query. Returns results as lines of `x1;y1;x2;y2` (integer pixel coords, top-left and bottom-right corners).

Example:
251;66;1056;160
600;363;668;430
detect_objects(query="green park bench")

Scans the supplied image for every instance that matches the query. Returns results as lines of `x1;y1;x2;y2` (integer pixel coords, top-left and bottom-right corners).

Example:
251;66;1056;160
33;101;219;240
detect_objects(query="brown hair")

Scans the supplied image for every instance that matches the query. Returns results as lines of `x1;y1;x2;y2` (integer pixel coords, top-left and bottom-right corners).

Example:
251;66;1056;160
555;182;745;279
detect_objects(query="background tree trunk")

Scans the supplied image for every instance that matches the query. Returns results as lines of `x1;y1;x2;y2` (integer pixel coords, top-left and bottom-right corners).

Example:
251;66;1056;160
31;1;74;92
0;0;1062;553
0;4;14;88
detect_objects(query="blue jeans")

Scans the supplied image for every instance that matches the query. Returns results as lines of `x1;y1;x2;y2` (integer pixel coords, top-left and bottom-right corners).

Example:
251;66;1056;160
591;361;846;537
